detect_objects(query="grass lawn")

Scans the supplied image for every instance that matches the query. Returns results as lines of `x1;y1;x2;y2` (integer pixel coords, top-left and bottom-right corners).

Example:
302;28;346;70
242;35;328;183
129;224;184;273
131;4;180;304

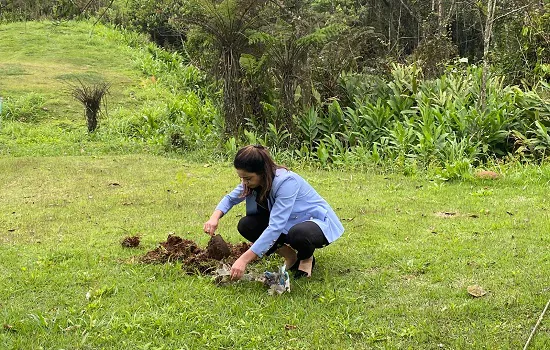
1;19;550;349
1;155;550;349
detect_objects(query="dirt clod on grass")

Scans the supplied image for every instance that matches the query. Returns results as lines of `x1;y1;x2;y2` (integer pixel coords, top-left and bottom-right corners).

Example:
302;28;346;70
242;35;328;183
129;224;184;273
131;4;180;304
140;234;250;275
121;236;141;248
207;234;232;260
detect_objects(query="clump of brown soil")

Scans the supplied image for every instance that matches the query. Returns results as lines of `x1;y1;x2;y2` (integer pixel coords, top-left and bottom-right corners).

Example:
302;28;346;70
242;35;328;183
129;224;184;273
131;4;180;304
207;234;231;260
140;234;250;275
121;236;141;248
141;234;201;263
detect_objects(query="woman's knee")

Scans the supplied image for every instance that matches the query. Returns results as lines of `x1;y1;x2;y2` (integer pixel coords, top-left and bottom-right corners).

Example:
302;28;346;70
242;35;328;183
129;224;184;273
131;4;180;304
237;216;250;235
237;216;255;239
287;224;312;246
237;215;268;241
287;221;327;248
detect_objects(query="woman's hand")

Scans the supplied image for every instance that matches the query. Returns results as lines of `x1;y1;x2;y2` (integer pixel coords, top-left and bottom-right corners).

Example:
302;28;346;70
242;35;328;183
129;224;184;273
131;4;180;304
230;256;248;280
230;249;258;280
204;210;224;236
203;218;219;236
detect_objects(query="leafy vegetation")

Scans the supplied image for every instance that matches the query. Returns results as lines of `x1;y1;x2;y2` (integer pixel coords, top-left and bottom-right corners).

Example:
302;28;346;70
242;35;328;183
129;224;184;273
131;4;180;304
289;63;550;170
2;20;549;176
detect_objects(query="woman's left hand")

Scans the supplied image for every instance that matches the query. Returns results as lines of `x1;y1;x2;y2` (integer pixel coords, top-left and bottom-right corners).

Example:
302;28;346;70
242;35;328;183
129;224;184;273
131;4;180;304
230;256;248;280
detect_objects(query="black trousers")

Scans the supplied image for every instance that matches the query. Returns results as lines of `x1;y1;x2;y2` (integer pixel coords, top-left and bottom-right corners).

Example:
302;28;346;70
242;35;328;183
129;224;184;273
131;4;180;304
237;210;329;260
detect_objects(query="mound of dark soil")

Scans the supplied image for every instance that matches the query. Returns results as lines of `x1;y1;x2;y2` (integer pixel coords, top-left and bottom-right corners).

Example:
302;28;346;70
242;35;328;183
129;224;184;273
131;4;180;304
141;234;250;275
121;236;141;248
207;234;231;260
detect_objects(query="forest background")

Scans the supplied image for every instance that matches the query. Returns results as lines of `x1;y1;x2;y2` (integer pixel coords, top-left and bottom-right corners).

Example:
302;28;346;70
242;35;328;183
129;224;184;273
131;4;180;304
1;0;550;173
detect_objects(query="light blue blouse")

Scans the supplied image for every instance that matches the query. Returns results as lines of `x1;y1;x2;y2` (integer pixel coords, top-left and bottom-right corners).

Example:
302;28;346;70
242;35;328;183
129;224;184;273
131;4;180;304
215;169;344;257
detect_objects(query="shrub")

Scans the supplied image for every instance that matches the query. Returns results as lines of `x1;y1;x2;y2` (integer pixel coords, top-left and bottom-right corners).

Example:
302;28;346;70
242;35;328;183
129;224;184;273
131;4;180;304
291;63;550;168
71;80;110;133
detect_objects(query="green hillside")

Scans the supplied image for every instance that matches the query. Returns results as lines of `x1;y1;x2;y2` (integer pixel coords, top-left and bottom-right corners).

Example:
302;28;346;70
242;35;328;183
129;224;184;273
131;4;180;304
0;21;142;119
0;20;190;156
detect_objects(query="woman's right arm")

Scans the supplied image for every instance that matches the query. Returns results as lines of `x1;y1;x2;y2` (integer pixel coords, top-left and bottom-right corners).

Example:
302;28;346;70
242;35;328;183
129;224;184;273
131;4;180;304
203;183;245;235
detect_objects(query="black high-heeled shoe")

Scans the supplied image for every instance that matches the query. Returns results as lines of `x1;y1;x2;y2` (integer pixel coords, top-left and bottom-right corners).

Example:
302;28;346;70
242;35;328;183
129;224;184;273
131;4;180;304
294;256;315;279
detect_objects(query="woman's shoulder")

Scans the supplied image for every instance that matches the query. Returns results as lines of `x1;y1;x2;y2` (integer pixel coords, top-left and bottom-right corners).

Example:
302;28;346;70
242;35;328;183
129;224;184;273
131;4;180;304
273;168;305;185
275;168;297;178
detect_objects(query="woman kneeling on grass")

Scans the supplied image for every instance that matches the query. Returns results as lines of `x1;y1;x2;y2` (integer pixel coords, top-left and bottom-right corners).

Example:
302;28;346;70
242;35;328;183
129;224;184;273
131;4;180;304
203;145;344;280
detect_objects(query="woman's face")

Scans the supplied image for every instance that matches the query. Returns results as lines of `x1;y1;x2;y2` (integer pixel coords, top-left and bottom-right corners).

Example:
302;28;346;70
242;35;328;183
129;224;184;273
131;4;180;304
236;169;262;189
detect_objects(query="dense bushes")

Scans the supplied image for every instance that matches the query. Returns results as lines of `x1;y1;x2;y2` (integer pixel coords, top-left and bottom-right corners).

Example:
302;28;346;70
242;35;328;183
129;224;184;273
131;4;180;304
111;44;549;175
233;63;550;173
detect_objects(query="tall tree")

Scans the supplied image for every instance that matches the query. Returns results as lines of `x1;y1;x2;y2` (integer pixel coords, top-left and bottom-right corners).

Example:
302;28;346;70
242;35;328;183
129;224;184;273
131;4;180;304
246;1;347;132
479;0;497;110
476;0;535;107
172;0;265;136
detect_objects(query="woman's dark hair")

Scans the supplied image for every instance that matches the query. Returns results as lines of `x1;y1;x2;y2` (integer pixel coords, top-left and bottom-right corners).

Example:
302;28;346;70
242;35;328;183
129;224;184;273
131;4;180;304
234;145;285;201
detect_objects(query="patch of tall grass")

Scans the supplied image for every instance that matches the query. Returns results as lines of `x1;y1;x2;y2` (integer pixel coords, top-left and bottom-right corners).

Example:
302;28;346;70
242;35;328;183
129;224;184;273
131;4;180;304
1;93;47;123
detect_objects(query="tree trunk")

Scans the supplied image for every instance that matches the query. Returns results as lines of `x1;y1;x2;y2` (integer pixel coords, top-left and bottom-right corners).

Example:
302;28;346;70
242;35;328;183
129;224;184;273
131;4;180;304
281;75;295;132
222;49;243;136
86;106;98;133
438;0;444;34
480;0;497;111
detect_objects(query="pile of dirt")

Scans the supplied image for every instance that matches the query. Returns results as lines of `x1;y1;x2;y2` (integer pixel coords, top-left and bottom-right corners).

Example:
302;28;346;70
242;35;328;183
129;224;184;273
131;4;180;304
121;236;141;248
206;234;231;260
140;234;250;275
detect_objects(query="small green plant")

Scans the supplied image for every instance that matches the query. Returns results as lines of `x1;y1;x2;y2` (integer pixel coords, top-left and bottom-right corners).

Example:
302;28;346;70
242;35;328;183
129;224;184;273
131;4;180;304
295;107;320;151
436;158;473;181
526;121;550;158
265;122;290;149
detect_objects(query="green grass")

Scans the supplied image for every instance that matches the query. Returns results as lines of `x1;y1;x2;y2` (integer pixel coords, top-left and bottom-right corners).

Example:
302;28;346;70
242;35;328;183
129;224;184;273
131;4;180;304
1;155;550;349
0;20;165;156
0;21;139;114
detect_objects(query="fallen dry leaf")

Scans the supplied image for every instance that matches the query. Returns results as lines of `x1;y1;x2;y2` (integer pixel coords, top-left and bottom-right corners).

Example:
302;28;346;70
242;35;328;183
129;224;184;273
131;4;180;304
467;285;487;297
4;324;15;332
284;324;298;330
475;170;500;179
